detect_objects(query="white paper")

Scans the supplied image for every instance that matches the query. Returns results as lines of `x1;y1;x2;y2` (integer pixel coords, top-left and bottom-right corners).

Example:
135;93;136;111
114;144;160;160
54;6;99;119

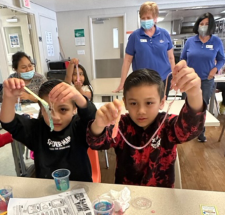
45;32;53;45
75;37;85;46
77;50;85;55
8;188;94;215
47;45;55;57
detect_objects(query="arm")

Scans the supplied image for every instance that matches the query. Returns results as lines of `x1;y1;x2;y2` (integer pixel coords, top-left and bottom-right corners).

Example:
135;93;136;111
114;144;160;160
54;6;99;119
64;58;79;84
171;60;203;112
49;81;87;108
113;53;133;92
167;49;175;72
0;78;25;123
74;83;92;100
208;40;225;79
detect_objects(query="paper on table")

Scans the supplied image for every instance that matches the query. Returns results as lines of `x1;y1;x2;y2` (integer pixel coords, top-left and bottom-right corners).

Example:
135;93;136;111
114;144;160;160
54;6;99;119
7;188;94;215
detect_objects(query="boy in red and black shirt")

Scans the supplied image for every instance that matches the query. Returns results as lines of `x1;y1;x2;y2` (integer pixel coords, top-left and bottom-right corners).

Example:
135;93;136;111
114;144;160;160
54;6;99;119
87;60;206;188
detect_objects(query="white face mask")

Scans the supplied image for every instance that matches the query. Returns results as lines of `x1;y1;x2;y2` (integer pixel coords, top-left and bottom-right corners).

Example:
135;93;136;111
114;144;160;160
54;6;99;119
198;25;208;37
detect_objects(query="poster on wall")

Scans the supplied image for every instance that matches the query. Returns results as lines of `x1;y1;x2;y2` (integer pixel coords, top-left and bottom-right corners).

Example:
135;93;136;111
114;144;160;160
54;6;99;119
9;34;20;48
74;29;85;46
45;31;53;44
47;45;54;56
22;0;31;9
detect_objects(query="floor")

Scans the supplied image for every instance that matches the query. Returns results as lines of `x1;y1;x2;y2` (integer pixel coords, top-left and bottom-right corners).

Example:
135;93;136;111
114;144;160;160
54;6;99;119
1;92;224;192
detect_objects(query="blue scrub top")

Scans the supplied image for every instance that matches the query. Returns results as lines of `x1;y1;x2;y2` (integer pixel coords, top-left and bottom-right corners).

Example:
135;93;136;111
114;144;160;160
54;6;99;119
180;35;225;80
126;26;173;81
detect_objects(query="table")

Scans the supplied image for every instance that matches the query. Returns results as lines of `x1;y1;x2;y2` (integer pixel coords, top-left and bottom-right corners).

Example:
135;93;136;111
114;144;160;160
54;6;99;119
95;100;220;127
1;175;225;215
209;74;225;114
91;78;122;101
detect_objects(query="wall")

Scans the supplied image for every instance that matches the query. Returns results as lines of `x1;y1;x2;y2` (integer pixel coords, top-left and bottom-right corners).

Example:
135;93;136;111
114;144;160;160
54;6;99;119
0;0;58;81
157;21;172;34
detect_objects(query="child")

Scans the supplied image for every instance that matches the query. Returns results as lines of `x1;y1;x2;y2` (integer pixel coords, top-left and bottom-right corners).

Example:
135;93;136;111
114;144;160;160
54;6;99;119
0;79;96;181
65;58;93;101
86;60;206;188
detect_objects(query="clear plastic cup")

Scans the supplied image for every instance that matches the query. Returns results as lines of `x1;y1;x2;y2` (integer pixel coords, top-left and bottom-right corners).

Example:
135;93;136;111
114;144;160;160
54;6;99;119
92;197;114;215
52;169;71;191
0;186;13;212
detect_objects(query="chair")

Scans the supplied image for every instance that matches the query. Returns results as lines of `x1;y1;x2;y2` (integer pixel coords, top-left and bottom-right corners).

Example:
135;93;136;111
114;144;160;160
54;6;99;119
214;89;225;142
87;148;101;183
174;150;182;189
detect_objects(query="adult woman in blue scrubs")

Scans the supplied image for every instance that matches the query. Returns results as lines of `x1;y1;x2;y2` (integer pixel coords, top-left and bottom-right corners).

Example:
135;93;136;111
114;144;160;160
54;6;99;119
181;13;225;142
114;1;175;97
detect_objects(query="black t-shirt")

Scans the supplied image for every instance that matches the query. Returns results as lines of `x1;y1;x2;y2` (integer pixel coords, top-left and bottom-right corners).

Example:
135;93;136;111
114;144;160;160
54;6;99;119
1;100;96;182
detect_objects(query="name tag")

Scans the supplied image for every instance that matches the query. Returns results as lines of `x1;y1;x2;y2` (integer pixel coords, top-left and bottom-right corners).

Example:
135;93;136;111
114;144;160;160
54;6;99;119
206;45;213;49
140;39;147;42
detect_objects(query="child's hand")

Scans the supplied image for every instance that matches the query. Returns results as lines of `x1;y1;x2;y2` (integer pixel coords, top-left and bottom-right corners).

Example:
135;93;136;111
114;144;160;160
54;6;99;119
69;58;79;65
20;91;31;101
74;81;82;91
171;60;201;97
3;78;25;99
93;99;122;130
49;82;79;103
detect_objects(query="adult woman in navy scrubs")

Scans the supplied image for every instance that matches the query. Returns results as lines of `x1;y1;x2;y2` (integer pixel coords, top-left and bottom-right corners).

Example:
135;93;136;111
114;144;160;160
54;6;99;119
181;13;225;142
114;1;175;97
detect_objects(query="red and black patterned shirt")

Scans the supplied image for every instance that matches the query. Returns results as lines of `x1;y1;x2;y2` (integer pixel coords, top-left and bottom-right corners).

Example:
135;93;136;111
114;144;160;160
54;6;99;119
86;100;206;188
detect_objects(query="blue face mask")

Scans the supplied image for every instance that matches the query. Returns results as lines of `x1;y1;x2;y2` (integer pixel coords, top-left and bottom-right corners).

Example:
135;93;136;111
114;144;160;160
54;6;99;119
140;19;154;30
20;70;35;80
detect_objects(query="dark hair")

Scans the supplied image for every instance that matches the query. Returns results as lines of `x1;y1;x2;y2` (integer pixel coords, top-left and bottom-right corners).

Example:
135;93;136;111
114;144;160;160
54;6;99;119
12;51;33;70
73;64;93;101
38;79;63;99
193;12;215;35
123;69;164;100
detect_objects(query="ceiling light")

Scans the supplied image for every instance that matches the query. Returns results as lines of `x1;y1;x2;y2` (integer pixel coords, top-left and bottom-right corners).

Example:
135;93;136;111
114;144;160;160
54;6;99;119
220;10;225;13
6;18;18;23
157;17;164;22
214;15;221;20
159;10;167;13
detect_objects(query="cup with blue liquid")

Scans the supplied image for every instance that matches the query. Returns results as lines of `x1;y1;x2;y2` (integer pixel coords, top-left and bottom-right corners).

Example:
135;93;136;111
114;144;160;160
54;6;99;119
0;186;13;213
52;169;70;191
92;197;114;215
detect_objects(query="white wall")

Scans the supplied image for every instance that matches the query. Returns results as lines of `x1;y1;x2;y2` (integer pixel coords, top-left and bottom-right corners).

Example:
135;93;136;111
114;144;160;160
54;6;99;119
157;21;172;34
0;0;58;81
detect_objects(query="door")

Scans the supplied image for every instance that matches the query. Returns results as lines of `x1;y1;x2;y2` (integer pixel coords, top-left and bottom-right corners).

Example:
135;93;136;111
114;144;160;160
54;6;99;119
91;16;125;78
39;16;60;74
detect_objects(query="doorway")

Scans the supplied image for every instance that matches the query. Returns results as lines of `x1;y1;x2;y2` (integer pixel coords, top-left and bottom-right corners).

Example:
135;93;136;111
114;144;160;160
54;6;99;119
89;14;126;79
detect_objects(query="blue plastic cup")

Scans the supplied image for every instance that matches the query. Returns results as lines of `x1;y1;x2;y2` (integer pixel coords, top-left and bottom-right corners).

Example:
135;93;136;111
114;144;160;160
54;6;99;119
92;198;114;215
52;169;71;191
0;186;13;212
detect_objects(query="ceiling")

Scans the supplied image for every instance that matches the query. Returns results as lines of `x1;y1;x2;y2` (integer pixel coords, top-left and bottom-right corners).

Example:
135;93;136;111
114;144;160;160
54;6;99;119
30;0;225;22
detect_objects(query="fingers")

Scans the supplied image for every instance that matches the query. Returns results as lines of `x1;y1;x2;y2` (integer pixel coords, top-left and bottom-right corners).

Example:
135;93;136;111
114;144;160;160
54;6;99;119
96;100;122;127
70;58;79;65
173;60;187;75
171;67;200;92
49;82;77;102
4;78;25;90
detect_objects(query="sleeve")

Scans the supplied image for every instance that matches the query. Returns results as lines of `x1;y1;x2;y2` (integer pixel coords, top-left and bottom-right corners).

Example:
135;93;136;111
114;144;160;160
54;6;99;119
40;74;48;84
164;99;207;144
0;114;39;150
86;116;126;150
165;30;173;50
125;32;136;56
76;97;97;127
81;85;91;92
180;39;189;61
215;38;225;71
